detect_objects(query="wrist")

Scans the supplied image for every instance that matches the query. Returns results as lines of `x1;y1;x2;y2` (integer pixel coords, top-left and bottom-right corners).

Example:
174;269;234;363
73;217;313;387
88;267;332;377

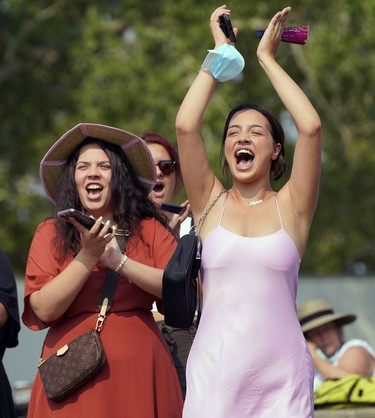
115;253;128;273
75;250;99;272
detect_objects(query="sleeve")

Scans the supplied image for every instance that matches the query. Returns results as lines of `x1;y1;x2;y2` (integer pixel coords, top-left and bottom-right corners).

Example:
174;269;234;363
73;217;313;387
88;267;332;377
340;339;375;361
0;250;21;349
150;219;177;269
22;220;67;331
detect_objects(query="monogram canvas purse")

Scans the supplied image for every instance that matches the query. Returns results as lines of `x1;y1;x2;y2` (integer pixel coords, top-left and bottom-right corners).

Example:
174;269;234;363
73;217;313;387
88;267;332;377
38;268;120;402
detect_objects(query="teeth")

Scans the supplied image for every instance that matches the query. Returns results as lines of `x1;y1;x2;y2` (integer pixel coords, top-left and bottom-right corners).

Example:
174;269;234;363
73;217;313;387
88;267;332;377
236;149;253;156
87;185;101;190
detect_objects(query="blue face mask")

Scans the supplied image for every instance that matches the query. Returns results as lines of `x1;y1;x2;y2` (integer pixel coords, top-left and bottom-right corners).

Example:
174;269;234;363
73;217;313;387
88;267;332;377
201;43;245;82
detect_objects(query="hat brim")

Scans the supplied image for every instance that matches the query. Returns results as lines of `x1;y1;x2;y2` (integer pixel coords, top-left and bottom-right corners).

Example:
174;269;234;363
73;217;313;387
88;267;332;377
301;313;356;333
40;123;156;204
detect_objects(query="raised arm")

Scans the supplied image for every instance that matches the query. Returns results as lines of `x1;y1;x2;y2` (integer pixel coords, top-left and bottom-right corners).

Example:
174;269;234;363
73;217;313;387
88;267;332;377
175;70;217;215
175;5;242;216
257;7;321;221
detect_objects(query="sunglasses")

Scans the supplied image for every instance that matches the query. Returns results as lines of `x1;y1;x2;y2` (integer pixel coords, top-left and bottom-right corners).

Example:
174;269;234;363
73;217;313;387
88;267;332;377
155;160;176;175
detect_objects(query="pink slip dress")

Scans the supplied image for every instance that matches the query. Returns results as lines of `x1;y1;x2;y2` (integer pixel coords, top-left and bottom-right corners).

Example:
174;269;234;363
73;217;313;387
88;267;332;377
183;195;314;418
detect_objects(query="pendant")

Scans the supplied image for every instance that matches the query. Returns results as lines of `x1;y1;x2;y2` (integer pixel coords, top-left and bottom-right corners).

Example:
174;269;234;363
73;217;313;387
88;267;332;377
248;199;263;207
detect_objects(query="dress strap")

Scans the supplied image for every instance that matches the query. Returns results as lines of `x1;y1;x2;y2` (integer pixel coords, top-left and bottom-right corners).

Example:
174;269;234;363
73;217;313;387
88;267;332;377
275;194;284;230
219;192;229;226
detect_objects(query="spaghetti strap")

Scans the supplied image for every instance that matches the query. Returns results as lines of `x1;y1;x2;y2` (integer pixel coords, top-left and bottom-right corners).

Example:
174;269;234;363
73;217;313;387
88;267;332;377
275;194;284;230
219;193;229;226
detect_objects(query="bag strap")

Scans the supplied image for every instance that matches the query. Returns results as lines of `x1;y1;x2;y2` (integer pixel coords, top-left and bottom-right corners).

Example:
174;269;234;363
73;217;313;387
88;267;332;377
96;232;129;332
195;189;228;234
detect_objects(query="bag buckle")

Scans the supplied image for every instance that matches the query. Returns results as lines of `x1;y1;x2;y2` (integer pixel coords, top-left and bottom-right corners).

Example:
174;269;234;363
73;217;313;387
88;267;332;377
96;297;108;332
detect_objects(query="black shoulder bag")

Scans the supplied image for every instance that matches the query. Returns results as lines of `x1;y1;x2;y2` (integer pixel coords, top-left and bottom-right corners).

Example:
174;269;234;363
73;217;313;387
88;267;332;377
162;190;227;328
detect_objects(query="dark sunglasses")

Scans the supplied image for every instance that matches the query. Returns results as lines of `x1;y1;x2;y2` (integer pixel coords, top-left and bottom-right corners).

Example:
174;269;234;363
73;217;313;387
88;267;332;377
156;160;176;175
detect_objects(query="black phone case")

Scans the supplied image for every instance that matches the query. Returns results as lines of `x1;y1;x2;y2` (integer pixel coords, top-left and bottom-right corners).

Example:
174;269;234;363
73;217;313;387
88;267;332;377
57;209;113;233
219;15;236;44
160;204;185;214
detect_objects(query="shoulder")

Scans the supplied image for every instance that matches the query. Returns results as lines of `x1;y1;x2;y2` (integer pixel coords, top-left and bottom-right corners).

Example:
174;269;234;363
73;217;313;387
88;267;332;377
340;339;375;359
34;218;57;233
30;218;57;244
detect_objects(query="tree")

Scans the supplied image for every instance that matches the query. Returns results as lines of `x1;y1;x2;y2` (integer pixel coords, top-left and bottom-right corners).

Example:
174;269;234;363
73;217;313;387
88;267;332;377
1;0;375;275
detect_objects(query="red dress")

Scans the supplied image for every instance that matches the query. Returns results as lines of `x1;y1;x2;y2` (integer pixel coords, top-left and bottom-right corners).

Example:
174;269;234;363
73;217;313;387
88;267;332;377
23;218;183;418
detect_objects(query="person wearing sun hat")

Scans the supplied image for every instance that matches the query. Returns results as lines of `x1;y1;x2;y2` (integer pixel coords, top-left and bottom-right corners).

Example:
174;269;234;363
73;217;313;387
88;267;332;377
298;299;375;390
22;123;183;417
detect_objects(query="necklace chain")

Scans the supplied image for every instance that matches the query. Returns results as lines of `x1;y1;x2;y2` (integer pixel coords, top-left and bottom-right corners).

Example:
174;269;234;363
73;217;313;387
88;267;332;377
248;199;263;207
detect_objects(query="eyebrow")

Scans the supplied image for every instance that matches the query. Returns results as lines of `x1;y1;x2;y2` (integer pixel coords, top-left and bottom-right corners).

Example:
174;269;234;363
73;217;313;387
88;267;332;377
228;123;266;130
76;159;111;165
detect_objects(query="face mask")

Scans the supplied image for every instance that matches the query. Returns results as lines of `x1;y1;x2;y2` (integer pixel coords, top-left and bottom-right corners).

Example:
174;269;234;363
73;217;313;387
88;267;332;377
201;43;245;82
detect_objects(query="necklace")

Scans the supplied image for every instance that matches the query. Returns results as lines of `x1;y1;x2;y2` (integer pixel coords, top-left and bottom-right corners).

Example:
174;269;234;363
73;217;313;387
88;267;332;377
248;199;263;207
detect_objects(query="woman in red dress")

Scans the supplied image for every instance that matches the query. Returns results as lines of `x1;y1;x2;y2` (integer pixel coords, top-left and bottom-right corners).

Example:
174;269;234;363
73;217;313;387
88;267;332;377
23;123;183;417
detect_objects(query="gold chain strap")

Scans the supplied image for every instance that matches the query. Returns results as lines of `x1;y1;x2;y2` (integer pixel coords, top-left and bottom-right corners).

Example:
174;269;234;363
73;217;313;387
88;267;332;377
196;189;228;234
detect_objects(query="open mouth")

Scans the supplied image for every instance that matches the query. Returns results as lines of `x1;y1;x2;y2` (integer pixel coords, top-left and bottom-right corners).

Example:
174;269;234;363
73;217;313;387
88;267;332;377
235;149;254;169
153;183;164;193
86;184;103;197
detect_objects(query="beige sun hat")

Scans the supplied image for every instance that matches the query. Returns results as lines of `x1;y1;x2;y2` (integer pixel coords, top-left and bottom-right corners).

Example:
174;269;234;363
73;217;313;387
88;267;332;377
298;299;356;333
40;123;156;204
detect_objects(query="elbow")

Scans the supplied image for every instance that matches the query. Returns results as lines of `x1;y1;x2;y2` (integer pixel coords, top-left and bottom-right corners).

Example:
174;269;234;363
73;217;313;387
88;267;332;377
307;116;322;139
175;114;199;140
175;119;189;139
33;307;58;324
312;120;322;138
29;292;60;324
300;120;321;141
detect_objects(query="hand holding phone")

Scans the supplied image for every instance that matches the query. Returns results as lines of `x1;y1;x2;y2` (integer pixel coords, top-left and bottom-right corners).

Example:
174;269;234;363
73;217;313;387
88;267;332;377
219;15;237;44
57;208;114;233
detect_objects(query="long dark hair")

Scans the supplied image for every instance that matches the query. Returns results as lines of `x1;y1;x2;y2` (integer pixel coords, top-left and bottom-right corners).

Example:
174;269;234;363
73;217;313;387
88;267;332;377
219;103;286;181
53;137;169;257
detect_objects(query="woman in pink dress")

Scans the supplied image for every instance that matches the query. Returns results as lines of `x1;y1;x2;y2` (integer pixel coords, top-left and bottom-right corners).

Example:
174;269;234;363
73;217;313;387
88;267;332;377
176;5;321;418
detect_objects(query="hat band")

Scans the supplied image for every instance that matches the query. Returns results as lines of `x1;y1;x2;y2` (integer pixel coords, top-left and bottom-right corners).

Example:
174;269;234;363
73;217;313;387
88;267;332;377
299;309;334;326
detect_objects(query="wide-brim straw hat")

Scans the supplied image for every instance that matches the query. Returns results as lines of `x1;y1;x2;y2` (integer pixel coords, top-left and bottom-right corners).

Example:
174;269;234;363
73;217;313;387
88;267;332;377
298;299;356;333
40;123;156;204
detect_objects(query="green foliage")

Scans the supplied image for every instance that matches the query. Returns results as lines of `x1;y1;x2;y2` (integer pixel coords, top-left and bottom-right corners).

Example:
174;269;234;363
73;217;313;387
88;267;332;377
0;0;374;275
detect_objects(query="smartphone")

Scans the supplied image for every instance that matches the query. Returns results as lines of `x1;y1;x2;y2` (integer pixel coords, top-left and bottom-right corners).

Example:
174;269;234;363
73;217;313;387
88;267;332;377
57;208;113;233
160;203;185;215
219;15;236;44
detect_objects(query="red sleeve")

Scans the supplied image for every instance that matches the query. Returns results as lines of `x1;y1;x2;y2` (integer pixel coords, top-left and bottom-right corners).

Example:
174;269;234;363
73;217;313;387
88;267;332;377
141;219;176;314
22;220;70;331
148;219;177;269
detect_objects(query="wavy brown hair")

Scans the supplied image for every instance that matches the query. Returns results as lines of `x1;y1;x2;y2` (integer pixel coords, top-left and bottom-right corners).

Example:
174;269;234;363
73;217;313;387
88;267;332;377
52;137;169;258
